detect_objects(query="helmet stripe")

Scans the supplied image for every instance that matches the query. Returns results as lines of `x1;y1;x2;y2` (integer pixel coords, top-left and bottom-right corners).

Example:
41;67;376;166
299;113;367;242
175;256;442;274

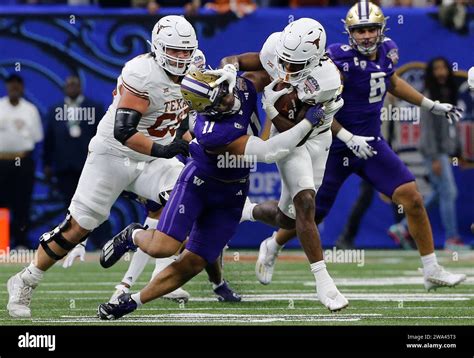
359;1;369;21
181;78;211;97
181;83;208;98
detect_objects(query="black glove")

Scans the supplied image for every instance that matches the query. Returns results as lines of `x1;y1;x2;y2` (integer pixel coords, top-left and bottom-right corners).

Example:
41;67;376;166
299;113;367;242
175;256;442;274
151;138;189;158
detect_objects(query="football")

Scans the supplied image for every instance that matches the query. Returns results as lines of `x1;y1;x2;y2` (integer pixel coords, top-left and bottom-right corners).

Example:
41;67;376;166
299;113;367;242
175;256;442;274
273;82;303;122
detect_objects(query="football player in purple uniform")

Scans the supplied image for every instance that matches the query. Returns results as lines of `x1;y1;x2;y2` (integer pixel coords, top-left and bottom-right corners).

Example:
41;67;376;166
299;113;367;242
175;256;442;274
253;1;466;291
96;69;325;320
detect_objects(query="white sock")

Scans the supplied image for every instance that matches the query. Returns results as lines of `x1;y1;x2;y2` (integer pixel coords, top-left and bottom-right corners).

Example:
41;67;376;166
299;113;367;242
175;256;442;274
131;229;144;245
421;252;438;274
131;292;142;307
121;248;150;287
152;256;176;279
266;233;283;254
143;217;159;230
115;283;130;292
310;260;333;286
20;262;44;287
241;198;257;222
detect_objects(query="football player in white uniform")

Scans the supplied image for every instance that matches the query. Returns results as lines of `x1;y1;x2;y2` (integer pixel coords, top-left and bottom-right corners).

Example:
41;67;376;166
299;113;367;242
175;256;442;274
216;18;348;311
7;15;198;318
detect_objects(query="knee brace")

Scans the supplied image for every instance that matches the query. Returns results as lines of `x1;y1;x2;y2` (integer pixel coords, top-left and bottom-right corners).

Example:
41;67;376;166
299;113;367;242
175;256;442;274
40;212;88;260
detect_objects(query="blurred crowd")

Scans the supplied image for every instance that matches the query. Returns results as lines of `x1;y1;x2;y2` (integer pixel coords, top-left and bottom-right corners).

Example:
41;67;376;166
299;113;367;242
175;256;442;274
4;0;471;31
10;0;474;10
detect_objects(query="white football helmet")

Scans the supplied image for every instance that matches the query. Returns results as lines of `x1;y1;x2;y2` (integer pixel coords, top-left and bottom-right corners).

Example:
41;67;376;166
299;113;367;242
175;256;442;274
275;18;327;85
149;15;198;76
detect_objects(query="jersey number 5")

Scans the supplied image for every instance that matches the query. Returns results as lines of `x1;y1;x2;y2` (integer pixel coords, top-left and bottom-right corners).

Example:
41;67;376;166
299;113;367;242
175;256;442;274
369;72;386;104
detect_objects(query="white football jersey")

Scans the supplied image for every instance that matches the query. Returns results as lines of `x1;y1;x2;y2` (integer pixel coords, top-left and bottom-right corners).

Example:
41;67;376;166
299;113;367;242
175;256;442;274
259;32;343;132
94;53;189;161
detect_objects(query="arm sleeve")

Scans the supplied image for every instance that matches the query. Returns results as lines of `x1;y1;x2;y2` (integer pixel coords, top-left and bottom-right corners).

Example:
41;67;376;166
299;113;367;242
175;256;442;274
244;119;312;163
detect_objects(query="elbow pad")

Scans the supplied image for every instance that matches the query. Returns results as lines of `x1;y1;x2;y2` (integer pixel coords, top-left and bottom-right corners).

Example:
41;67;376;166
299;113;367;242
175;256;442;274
114;108;142;145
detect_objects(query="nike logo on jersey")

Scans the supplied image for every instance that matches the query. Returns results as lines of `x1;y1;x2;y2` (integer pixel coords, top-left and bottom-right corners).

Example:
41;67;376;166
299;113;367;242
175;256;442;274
193;176;204;186
234;122;244;129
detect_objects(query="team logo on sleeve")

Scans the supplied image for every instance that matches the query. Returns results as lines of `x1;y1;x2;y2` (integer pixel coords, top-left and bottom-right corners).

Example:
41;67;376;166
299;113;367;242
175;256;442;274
387;48;399;65
303;76;320;95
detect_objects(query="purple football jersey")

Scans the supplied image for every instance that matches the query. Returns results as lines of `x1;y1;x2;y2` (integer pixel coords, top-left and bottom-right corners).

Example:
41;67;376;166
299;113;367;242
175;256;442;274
327;39;399;151
189;76;260;180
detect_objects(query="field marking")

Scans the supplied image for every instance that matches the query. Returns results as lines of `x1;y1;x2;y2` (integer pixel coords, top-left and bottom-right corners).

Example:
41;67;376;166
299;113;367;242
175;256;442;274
22;311;474;324
0;292;471;302
2;306;473;314
2;276;470;287
308;277;474;286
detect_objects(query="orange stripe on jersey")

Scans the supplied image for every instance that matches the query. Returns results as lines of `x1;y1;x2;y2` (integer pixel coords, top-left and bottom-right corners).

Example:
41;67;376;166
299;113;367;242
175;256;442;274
122;80;149;100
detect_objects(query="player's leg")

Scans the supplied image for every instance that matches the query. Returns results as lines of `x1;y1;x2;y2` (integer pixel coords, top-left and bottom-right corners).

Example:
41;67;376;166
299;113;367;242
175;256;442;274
7;149;132;318
98;175;247;319
123;156;192;301
100;161;203;267
110;206;161;302
98;248;207;320
254;143;353;286
205;253;242;302
293;131;348;311
138;200;246;305
360;140;466;290
247;199;296;230
252;151;301;285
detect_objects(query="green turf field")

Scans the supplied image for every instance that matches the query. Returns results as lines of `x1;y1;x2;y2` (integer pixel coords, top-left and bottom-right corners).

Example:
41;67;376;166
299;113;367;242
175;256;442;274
1;250;473;325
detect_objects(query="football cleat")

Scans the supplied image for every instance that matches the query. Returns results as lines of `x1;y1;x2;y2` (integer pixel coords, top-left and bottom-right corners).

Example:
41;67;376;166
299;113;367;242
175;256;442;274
100;223;144;268
98;293;137;320
316;281;349;312
162;287;191;303
423;264;467;291
7;272;35;318
213;281;242;302
255;233;280;285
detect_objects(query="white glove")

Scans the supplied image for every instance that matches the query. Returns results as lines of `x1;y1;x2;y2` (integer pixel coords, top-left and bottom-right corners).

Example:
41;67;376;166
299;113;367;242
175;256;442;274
205;64;237;93
261;77;291;120
337;128;377;160
421;97;463;124
62;243;86;268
